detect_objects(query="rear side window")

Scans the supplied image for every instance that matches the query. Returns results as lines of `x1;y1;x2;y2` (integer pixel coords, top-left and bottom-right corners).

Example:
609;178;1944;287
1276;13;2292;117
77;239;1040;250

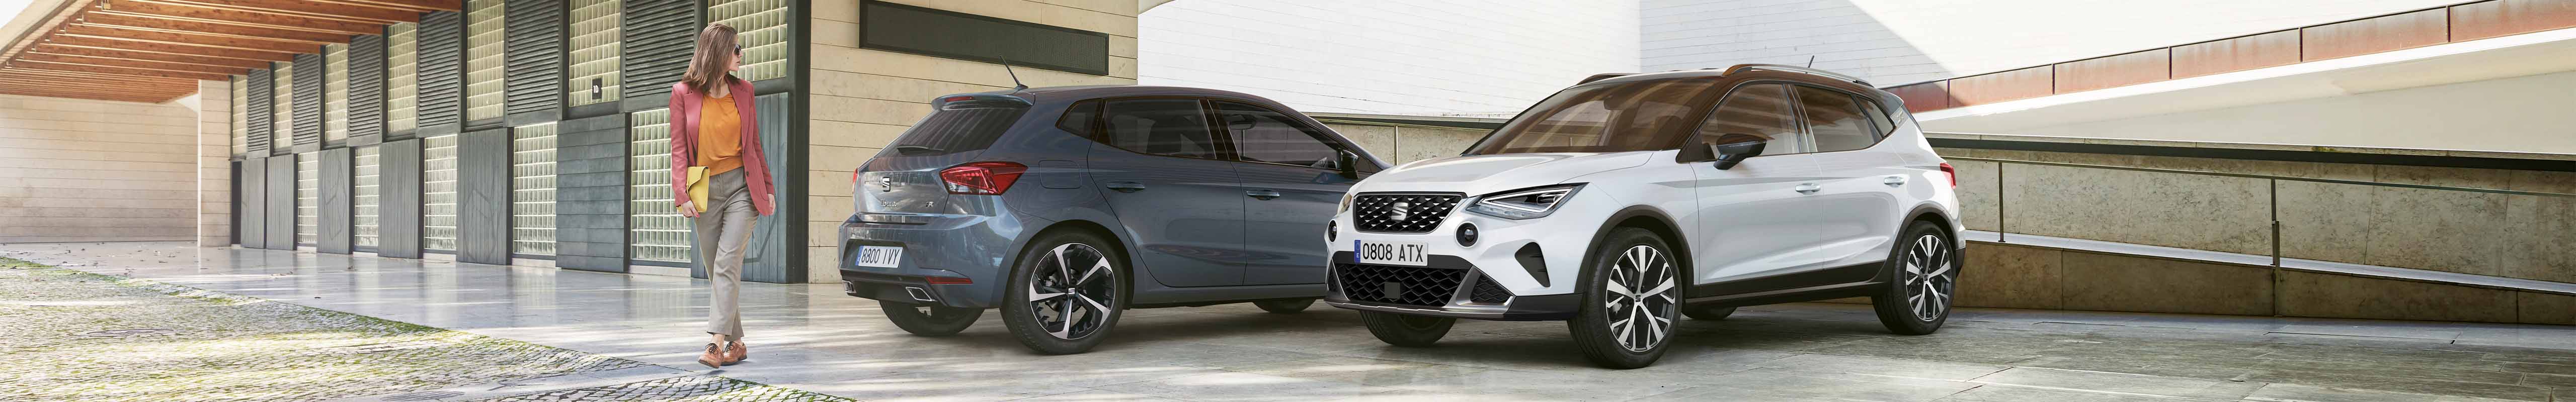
1796;85;1878;153
889;106;1029;155
1855;94;1897;135
1056;99;1100;136
1096;99;1220;159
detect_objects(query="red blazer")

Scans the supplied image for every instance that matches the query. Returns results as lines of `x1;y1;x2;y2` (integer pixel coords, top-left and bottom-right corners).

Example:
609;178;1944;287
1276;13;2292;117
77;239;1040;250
667;79;776;216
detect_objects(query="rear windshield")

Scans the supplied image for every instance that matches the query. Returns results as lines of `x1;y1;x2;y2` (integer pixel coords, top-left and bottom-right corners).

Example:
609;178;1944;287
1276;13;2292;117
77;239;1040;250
889;106;1030;156
1466;78;1724;155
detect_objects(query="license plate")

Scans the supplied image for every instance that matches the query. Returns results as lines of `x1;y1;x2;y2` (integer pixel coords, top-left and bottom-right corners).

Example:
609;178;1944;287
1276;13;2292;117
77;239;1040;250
855;246;903;268
1354;240;1428;266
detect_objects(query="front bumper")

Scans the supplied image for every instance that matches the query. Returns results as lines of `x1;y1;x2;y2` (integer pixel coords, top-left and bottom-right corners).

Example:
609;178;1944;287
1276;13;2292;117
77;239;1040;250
835;212;1031;309
1321;251;1580;321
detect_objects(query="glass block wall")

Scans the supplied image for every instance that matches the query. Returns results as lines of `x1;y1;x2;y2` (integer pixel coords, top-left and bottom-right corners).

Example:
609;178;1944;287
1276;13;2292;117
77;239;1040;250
354;145;381;249
296;153;318;246
709;0;790;82
229;76;246;157
271;61;293;152
325;43;350;144
627;109;687;263
512;123;558;256
388;22;420;133
568;0;621;107
422;134;460;252
465;0;507;121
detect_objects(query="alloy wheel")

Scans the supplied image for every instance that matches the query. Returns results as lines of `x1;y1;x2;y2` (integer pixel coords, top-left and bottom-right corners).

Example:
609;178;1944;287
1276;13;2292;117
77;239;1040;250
1026;243;1116;340
1603;244;1678;353
1903;234;1955;321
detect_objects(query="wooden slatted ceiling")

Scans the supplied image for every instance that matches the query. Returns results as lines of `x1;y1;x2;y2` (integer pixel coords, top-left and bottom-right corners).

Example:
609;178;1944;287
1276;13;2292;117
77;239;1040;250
0;0;459;103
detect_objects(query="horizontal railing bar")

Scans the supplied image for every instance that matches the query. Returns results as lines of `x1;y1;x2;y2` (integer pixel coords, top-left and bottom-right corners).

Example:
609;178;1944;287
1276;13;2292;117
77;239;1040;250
1948;156;2576;198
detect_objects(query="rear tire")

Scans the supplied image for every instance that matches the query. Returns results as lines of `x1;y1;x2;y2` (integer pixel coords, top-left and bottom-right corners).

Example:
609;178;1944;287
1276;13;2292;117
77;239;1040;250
1872;222;1958;336
1253;298;1315;314
1569;227;1682;369
1360;312;1454;347
880;301;983;336
1001;231;1129;354
1682;305;1736;320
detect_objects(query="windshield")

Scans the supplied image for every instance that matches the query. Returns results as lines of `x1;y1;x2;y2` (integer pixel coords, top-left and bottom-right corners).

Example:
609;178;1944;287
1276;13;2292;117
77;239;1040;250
1466;78;1723;155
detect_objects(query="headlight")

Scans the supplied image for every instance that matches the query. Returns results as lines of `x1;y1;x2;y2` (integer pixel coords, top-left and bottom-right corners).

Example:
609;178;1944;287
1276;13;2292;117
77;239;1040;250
1337;191;1356;214
1466;184;1583;220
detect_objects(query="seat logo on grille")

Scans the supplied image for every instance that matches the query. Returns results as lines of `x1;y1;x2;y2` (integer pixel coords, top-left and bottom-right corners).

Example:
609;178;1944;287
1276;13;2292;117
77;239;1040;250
1387;202;1412;222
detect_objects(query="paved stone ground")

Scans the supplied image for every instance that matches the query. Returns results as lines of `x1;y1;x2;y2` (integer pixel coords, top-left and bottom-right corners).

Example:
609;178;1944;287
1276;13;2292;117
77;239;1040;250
12;243;2576;402
0;256;842;402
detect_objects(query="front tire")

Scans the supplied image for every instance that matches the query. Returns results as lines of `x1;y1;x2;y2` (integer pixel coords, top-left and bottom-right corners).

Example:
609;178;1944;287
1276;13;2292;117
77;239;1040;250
880;301;983;336
1569;227;1682;369
1253;298;1315;314
1360;311;1454;347
1000;231;1128;354
1872;222;1958;335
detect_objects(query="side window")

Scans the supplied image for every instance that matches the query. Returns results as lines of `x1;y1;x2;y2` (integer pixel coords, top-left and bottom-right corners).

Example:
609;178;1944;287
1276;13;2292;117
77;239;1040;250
1798;86;1880;153
1854;94;1897;136
1214;101;1340;168
1696;83;1808;155
1097;99;1219;159
1056;99;1100;136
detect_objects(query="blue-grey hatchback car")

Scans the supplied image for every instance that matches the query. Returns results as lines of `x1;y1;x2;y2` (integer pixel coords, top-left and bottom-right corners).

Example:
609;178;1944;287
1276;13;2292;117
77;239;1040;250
840;85;1388;354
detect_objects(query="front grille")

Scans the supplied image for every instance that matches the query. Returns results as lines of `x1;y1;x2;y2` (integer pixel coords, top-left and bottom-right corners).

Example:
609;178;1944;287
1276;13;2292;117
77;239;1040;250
1469;276;1512;304
1351;193;1463;233
1335;263;1465;307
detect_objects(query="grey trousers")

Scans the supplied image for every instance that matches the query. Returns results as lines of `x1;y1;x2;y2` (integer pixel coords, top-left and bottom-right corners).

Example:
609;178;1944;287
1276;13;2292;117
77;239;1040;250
695;168;753;341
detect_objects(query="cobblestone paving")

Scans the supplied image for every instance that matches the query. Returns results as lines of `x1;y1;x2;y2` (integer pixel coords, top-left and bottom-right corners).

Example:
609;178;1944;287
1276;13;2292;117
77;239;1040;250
0;257;653;402
463;375;849;402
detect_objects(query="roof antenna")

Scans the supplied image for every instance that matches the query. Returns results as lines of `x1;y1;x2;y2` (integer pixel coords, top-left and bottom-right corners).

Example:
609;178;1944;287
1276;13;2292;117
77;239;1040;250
1805;55;1817;68
1001;59;1028;92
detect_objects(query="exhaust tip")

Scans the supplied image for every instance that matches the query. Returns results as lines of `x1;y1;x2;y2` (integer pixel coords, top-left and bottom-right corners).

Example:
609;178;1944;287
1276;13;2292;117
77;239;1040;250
904;286;937;303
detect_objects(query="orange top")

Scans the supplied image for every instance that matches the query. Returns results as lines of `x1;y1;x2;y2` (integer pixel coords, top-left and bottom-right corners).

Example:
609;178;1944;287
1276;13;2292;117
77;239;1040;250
696;93;744;175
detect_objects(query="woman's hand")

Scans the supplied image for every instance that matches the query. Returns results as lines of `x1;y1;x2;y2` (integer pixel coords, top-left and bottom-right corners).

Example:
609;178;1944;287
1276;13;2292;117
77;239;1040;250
678;200;699;218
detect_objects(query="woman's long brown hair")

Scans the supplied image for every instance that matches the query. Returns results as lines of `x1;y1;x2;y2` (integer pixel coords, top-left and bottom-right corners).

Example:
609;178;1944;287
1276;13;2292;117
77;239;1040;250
681;23;739;94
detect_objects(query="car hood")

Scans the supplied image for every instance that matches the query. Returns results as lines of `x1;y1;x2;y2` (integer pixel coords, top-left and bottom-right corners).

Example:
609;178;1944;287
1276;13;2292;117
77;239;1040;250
1355;151;1654;195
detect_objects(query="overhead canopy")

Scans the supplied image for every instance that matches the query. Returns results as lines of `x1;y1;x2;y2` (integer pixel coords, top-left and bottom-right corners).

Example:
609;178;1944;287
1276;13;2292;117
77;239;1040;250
0;0;458;103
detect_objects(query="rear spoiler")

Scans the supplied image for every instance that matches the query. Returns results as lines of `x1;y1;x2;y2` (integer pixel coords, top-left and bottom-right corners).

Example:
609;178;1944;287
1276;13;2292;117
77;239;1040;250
930;92;1032;110
1576;73;1635;85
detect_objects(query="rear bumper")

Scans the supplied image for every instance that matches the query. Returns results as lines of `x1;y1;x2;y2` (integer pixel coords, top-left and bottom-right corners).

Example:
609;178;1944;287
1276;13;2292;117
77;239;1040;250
836;212;1033;309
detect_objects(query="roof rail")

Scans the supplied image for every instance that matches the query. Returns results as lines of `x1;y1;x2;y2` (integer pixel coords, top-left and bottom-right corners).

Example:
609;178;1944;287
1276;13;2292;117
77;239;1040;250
1576;73;1634;84
1722;64;1870;85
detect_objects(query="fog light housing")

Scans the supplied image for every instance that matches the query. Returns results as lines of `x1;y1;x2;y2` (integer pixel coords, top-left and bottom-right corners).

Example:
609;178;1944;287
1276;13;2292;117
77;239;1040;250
1457;223;1478;247
1328;220;1338;241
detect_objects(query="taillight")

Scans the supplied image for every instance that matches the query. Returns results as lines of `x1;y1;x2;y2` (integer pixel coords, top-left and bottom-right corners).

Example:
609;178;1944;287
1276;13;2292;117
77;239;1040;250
939;161;1026;195
852;169;860;184
1938;162;1957;187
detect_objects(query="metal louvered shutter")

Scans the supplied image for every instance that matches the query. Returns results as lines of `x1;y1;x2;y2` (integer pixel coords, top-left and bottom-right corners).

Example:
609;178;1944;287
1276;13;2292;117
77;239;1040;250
350;35;388;142
246;69;274;156
505;0;565;118
293;53;325;149
418;11;466;131
621;0;697;106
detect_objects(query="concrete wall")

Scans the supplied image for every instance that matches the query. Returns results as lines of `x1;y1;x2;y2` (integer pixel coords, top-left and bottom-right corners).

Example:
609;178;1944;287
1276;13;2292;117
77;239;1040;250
194;81;232;247
1140;0;1640;117
1942;147;2576;284
1941;241;2576;325
0;93;200;243
1972;70;2576;155
1319;123;1487;165
807;0;1139;282
1642;0;2462;85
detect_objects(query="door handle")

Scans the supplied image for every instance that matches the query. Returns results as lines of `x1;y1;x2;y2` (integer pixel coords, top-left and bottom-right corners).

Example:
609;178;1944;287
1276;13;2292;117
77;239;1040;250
1246;189;1282;200
1794;183;1822;193
1105;181;1146;193
1883;176;1907;186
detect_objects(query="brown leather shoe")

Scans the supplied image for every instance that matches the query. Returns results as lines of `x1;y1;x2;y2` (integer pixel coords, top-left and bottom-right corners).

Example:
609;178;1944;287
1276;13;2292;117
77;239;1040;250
725;341;748;364
695;343;724;368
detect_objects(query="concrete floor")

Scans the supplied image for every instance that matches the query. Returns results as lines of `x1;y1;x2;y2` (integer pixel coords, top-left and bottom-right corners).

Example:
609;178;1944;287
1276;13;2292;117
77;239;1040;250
10;242;2576;402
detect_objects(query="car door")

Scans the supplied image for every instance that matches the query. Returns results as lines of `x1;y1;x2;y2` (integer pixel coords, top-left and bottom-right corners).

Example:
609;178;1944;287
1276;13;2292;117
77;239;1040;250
1211;100;1363;285
1794;85;1913;266
1685;82;1833;290
1087;98;1246;287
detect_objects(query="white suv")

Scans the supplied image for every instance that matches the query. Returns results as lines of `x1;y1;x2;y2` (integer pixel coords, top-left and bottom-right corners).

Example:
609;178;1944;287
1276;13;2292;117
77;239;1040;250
1323;65;1964;368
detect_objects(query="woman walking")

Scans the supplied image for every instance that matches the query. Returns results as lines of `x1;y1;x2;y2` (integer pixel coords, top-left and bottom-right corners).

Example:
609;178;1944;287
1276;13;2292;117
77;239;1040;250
671;23;775;368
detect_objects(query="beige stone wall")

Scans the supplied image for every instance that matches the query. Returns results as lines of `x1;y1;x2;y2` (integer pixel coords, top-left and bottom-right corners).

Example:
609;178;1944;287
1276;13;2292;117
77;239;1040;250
804;0;1138;282
1933;241;2575;325
1942;148;2576;284
0;93;200;243
1319;123;1485;165
195;81;232;247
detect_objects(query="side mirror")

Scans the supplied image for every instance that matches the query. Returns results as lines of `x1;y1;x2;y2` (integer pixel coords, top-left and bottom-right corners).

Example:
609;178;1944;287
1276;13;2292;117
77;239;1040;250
1225;114;1257;130
1709;134;1767;170
1336;149;1362;179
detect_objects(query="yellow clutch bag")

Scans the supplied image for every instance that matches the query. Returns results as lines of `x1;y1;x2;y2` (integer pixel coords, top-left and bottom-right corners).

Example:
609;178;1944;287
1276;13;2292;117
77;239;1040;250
685;166;710;213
